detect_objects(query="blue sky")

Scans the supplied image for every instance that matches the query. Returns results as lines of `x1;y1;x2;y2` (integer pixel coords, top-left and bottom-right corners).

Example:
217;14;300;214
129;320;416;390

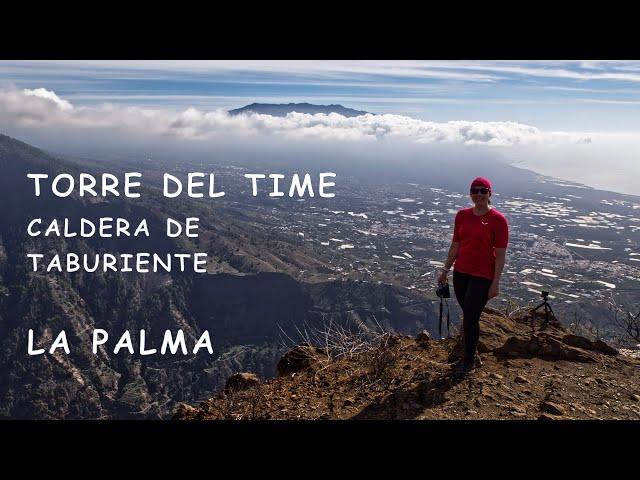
2;60;640;131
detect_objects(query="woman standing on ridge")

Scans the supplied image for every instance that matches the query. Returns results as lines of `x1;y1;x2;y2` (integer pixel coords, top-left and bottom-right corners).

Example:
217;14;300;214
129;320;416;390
437;177;509;375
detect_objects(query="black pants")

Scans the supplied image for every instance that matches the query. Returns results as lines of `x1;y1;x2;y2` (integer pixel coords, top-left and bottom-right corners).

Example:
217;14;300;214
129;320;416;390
453;270;492;362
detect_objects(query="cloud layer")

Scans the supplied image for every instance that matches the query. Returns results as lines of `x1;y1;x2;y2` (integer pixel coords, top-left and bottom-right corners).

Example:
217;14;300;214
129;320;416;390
5;86;639;196
0;87;589;147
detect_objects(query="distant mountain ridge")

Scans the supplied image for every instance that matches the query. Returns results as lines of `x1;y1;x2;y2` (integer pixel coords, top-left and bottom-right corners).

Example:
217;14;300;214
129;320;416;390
228;103;370;117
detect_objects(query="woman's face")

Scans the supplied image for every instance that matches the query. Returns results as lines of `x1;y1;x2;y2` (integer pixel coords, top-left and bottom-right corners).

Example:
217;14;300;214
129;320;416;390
470;186;491;206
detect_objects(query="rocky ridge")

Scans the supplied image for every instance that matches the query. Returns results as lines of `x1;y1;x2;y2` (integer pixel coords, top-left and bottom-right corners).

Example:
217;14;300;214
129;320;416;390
175;308;640;420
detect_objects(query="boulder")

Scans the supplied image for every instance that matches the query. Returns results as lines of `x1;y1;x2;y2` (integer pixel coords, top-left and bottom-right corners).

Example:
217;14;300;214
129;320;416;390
386;335;402;347
173;403;198;420
224;372;261;392
416;330;431;346
477;314;522;352
277;343;329;376
537;413;560;420
540;401;565;416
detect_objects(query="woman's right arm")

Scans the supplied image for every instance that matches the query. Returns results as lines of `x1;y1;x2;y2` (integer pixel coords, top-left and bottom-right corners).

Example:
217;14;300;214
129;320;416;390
438;241;459;284
438;210;461;284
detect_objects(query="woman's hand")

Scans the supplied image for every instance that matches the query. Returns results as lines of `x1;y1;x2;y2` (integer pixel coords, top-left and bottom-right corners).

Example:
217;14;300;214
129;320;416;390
488;279;500;299
437;268;449;285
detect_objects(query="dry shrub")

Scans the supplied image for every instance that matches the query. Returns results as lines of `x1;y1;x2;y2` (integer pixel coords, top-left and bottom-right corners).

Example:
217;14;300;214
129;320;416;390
278;315;401;391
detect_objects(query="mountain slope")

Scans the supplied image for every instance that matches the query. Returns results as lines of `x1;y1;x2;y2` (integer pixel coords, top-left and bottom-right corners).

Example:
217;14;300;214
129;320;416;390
174;308;640;420
228;103;369;117
0;134;435;419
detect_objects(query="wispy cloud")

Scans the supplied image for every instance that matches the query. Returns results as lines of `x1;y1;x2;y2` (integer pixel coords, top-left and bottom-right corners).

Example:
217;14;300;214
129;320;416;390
419;61;640;83
10;60;640;83
579;98;640;105
0;60;503;84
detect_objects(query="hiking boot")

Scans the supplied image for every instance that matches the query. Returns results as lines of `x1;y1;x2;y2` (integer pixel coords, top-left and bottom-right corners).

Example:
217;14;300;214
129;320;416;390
452;359;475;378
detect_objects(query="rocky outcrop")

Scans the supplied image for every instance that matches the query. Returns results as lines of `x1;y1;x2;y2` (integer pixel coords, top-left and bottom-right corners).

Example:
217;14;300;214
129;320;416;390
560;334;619;356
477;309;618;363
494;334;597;362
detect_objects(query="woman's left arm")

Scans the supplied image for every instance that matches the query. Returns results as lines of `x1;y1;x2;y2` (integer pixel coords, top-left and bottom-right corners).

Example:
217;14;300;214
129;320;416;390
488;247;507;299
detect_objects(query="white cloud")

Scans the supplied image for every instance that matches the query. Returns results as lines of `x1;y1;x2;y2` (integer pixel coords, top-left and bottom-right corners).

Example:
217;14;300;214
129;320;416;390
0;87;591;147
23;88;73;110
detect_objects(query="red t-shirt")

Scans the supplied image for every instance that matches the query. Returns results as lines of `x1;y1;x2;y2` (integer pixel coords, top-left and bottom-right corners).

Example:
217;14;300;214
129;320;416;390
452;207;509;281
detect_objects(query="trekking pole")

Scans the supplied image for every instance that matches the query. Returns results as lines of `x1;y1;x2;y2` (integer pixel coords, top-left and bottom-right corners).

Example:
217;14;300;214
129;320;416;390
439;297;443;339
445;299;450;338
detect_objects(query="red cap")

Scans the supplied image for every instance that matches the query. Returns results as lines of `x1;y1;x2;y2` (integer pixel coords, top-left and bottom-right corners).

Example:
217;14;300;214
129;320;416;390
470;177;492;190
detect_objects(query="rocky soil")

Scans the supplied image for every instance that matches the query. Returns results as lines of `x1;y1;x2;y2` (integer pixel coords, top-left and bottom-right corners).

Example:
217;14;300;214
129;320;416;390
174;308;640;420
